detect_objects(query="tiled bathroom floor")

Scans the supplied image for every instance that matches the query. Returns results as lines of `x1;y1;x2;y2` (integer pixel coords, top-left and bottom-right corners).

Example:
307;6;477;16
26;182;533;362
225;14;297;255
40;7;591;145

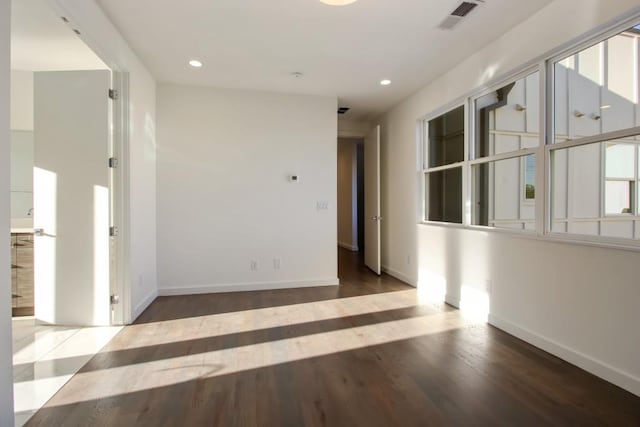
12;317;122;426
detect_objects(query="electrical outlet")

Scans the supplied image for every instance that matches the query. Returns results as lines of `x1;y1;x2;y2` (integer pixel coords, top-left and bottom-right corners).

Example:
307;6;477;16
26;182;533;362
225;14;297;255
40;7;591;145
250;260;259;271
273;258;281;270
316;201;329;210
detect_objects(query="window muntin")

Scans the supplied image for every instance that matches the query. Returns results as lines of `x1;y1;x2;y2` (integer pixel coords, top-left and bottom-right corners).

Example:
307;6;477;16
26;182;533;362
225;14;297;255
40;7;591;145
554;25;640;144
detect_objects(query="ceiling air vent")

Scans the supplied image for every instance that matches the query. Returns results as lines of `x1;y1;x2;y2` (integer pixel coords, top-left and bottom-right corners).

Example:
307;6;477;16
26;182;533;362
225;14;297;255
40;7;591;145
438;1;482;30
451;1;478;17
338;107;350;115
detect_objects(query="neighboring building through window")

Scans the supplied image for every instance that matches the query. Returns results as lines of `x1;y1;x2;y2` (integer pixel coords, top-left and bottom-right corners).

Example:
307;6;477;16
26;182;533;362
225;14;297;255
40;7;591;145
471;71;539;231
550;23;640;240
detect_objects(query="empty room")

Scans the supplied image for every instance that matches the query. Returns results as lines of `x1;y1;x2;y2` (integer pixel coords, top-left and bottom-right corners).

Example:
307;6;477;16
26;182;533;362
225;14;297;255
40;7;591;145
1;0;640;426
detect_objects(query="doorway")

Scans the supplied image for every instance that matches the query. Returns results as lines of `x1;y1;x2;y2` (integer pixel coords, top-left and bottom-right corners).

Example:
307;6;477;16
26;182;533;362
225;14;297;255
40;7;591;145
337;137;365;254
10;0;124;424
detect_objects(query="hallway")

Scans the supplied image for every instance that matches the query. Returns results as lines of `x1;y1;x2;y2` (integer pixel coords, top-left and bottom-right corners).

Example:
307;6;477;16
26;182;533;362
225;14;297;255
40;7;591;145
25;249;640;426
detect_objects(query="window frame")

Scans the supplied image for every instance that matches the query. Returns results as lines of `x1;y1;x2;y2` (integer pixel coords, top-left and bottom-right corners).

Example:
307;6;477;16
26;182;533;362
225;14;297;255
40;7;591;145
468;67;542;233
421;102;467;225
418;10;640;250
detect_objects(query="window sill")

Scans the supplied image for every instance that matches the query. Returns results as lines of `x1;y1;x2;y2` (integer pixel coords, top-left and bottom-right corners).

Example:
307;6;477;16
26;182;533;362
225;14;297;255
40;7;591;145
417;222;640;253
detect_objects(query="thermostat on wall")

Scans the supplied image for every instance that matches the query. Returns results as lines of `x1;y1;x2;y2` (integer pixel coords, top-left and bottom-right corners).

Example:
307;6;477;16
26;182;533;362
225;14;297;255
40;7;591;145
289;175;299;182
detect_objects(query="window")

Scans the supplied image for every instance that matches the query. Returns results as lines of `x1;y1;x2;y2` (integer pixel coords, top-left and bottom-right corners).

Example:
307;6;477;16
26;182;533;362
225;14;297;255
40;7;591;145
471;71;540;230
420;18;640;246
424;106;464;223
550;22;640;241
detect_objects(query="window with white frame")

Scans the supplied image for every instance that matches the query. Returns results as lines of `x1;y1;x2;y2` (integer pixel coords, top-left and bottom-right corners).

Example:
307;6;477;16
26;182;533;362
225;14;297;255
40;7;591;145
423;105;464;223
420;18;640;246
471;71;540;231
550;22;640;240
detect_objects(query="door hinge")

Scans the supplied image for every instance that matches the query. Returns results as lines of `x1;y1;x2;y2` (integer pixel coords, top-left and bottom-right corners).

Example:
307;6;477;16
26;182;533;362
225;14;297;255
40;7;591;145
109;157;118;168
110;294;120;305
108;88;119;100
110;226;118;237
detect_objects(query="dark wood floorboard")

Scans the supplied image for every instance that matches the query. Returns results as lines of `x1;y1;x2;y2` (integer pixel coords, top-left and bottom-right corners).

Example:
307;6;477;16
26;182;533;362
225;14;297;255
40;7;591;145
26;249;640;426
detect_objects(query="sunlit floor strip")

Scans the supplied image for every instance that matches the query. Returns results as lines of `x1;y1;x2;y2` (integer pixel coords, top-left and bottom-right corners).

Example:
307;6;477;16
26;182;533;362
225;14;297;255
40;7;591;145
12;318;122;427
47;310;468;406
123;290;427;350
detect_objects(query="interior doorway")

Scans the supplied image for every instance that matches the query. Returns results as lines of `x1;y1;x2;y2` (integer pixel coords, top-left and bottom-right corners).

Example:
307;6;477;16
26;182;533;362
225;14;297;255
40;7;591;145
10;0;124;424
337;137;365;254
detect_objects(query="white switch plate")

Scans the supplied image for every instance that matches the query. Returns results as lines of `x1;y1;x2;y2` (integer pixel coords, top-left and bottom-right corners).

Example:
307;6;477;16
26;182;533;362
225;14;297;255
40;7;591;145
316;201;329;210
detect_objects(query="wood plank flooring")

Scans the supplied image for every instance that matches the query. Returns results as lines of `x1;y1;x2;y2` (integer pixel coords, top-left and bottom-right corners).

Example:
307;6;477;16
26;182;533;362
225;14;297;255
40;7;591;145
27;249;640;426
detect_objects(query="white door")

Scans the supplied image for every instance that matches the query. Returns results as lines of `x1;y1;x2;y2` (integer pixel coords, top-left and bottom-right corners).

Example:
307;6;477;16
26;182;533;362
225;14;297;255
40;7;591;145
364;125;381;275
33;70;112;326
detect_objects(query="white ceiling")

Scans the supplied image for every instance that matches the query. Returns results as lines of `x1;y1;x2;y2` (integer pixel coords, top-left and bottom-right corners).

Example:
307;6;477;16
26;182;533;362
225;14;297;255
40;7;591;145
97;0;553;122
11;0;107;71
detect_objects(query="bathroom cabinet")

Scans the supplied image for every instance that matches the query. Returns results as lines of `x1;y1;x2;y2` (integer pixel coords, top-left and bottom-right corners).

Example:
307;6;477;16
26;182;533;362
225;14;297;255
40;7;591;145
11;232;34;316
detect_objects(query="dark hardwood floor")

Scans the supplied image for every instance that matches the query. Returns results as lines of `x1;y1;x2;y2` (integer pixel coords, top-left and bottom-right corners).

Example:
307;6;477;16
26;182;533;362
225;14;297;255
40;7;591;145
27;249;640;426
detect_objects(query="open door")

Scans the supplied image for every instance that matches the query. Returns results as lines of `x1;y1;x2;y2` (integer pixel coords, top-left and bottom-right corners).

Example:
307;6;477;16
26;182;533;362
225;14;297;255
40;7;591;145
33;70;112;326
364;125;381;275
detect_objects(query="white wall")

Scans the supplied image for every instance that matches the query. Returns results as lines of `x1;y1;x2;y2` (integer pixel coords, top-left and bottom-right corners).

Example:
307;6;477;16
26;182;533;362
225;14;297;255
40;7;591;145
378;0;640;396
337;138;358;251
10;70;33;131
0;0;15;423
51;0;158;321
157;84;338;294
338;117;371;138
10;71;34;222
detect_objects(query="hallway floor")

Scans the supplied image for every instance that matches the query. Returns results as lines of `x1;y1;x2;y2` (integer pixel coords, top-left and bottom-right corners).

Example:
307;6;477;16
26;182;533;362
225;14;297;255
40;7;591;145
26;249;640;426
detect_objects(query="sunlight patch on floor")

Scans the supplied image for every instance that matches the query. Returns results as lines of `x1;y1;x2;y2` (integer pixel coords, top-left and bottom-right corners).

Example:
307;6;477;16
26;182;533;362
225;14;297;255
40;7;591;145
124;290;425;349
12;317;122;426
49;308;469;406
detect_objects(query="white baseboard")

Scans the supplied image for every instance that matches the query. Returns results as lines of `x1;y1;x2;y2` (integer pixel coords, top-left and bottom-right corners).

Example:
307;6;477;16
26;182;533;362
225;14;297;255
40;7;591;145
381;265;417;287
132;288;158;322
444;294;461;308
159;278;340;296
338;241;359;251
489;313;640;397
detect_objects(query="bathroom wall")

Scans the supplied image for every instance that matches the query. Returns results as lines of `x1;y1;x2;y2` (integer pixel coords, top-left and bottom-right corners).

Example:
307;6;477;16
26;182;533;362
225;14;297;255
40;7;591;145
9;70;34;222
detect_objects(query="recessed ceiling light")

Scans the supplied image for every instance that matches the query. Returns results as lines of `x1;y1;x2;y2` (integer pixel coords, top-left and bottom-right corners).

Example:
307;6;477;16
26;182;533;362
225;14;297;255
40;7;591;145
380;79;392;86
319;0;358;5
189;59;203;68
600;105;611;109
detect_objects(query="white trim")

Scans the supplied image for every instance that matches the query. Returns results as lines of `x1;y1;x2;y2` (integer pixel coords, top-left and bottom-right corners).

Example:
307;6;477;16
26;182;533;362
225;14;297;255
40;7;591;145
47;0;133;326
132;288;158;321
489;314;640;397
158;278;340;296
469;147;538;166
381;265;417;287
338;241;359;251
419;220;640;253
424;161;465;174
548;126;640;151
338;129;366;138
444;294;461;309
